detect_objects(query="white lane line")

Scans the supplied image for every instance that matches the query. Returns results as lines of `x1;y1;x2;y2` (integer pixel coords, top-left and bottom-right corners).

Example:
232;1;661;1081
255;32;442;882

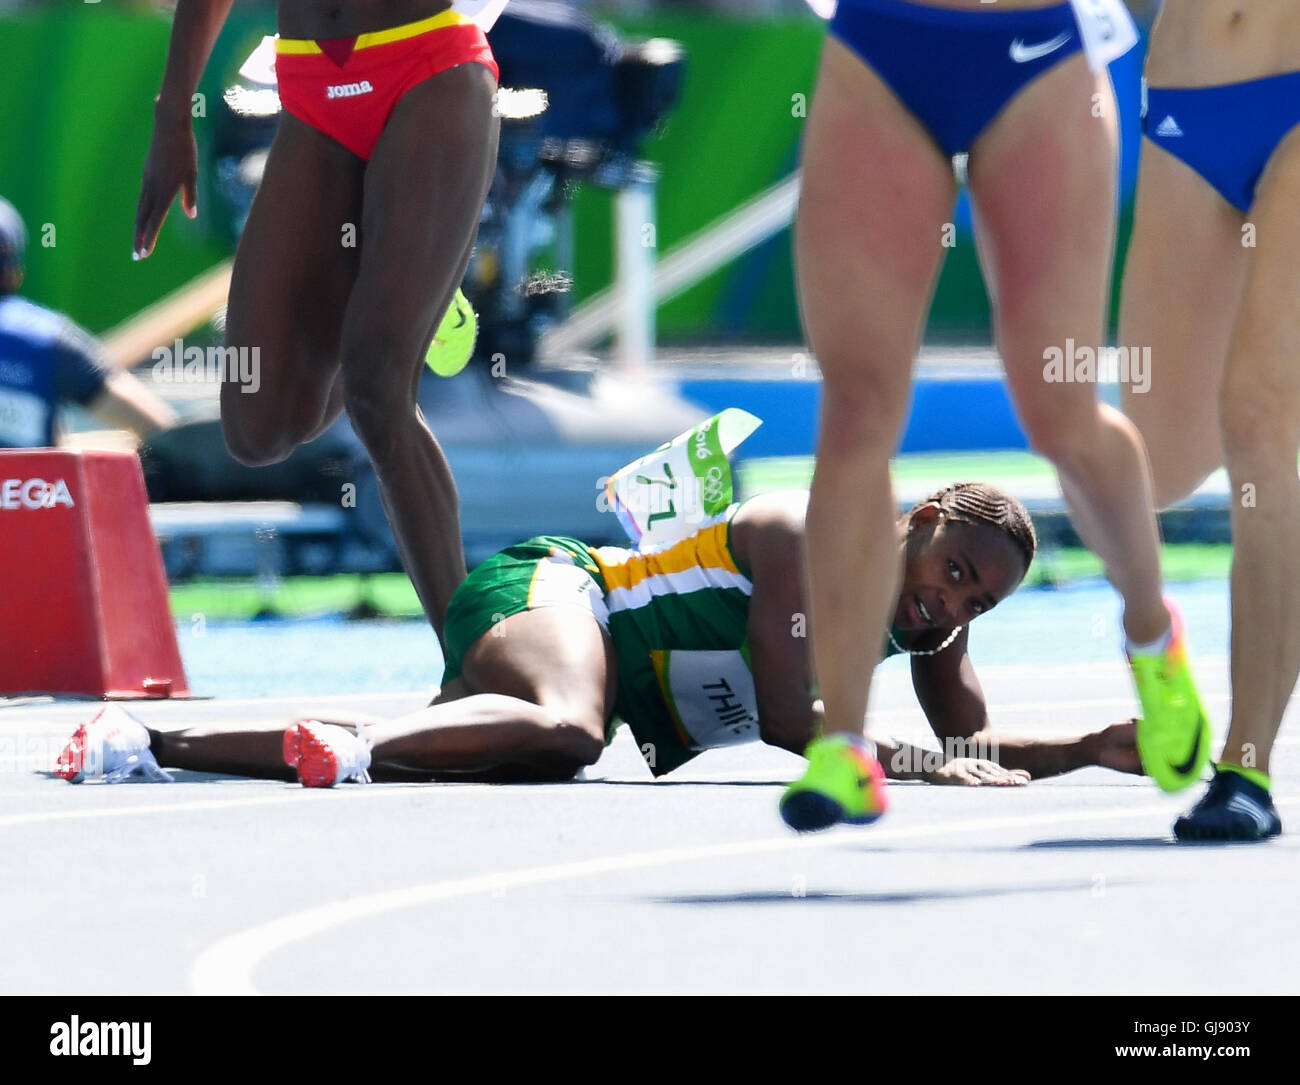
188;795;1298;996
0;784;494;829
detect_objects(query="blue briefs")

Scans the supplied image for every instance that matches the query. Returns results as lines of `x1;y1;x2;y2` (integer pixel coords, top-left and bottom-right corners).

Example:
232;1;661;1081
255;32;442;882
828;0;1084;157
1143;71;1300;213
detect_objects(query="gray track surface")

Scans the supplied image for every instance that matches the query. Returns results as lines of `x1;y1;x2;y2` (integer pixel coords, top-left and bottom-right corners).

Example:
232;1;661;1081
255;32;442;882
4;658;1297;995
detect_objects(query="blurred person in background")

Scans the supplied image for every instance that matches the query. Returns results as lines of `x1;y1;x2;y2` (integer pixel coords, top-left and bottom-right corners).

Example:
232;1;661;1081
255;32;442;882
0;196;176;450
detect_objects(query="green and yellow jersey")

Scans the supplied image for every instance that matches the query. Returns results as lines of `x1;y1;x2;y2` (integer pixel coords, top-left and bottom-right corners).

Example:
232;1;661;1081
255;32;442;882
441;505;903;776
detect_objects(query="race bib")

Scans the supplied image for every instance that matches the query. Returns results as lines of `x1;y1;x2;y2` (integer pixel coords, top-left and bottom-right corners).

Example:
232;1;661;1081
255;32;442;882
0;387;48;447
606;408;761;551
1068;0;1138;71
654;649;761;750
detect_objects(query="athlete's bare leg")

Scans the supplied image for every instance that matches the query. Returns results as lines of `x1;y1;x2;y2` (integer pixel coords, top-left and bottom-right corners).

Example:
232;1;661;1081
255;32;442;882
149;721;296;781
335;63;499;639
968;57;1167;645
1119;141;1250;508
221;111;363;464
364;607;617;781
221;65;498;643
149;608;615;783
796;37;956;736
301;377;347;445
1217;126;1300;776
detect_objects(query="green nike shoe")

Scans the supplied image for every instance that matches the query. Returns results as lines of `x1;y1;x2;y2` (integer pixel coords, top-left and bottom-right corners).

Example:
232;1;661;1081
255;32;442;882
779;733;888;833
425;288;477;378
1130;599;1212;793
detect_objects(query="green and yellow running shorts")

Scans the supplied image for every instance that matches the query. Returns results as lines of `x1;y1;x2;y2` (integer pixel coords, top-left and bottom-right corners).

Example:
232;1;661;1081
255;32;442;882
441;529;762;777
441;535;610;686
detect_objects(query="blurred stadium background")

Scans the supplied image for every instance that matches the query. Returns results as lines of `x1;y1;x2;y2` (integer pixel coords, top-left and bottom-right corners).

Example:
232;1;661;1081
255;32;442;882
0;0;1228;695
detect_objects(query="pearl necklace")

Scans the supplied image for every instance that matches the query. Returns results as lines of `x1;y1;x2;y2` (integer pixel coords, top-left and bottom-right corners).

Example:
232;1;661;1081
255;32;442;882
887;624;963;657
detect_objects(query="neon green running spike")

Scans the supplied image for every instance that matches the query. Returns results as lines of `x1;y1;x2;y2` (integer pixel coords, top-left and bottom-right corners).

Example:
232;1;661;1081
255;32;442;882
425;289;478;378
1129;599;1212;793
779;734;888;833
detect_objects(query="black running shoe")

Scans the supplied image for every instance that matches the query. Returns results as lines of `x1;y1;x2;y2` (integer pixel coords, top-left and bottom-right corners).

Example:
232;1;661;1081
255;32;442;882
1173;767;1282;843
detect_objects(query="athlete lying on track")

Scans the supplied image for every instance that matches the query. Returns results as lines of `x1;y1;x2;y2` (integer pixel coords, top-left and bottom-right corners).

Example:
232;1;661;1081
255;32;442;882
55;483;1142;792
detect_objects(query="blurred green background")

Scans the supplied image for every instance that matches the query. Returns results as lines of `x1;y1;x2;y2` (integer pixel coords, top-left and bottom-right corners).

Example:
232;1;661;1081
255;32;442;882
0;3;1144;343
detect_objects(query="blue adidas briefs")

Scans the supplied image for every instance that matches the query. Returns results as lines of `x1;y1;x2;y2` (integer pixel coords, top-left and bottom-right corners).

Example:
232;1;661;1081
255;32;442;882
1143;71;1300;213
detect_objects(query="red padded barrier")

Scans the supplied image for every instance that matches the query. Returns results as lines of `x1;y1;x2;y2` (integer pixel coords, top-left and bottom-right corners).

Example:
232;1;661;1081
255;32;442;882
0;450;190;698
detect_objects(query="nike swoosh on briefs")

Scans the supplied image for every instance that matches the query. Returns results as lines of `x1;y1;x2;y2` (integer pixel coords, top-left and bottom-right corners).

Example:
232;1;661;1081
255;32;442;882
1009;31;1073;63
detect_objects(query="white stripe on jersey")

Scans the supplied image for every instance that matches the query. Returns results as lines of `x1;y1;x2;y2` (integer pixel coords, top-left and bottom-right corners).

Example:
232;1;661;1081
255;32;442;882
604;566;754;616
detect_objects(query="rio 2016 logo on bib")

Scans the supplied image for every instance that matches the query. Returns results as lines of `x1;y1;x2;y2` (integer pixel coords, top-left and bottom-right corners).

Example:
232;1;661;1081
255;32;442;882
699;464;727;508
606;408;762;550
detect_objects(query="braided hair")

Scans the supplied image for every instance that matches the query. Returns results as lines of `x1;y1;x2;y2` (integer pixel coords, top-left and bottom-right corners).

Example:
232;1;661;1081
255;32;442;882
908;482;1037;575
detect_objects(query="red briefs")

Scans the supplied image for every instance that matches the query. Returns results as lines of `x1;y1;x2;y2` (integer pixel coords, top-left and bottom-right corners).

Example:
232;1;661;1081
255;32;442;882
275;10;499;161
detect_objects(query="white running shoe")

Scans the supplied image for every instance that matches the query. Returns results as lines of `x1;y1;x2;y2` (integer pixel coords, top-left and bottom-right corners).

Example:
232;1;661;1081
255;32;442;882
55;705;174;783
282;720;372;787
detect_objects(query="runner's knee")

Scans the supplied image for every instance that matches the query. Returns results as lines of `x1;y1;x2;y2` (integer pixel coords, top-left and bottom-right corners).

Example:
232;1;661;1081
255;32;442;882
341;373;416;462
220;356;335;466
340;331;419;447
223;413;309;467
817;374;910;459
536;714;605;766
1220;383;1300;472
1019;398;1100;470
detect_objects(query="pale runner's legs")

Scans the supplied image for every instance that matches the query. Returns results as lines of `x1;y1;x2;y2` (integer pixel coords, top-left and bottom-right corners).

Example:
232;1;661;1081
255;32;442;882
1217;126;1300;779
1118;142;1250;510
969;57;1168;648
1118;102;1300;811
795;38;956;747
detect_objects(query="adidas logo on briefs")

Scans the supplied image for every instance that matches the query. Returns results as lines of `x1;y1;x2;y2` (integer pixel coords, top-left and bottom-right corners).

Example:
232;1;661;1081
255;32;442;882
1155;115;1184;137
326;80;374;100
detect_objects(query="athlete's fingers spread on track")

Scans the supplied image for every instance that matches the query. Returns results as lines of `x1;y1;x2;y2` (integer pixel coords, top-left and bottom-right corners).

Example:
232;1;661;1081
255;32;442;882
1093;720;1143;776
133;118;199;258
930;758;1030;787
974;761;1020;786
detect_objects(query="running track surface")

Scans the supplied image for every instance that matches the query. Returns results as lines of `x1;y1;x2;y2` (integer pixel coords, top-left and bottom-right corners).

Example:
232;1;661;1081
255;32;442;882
5;647;1297;996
